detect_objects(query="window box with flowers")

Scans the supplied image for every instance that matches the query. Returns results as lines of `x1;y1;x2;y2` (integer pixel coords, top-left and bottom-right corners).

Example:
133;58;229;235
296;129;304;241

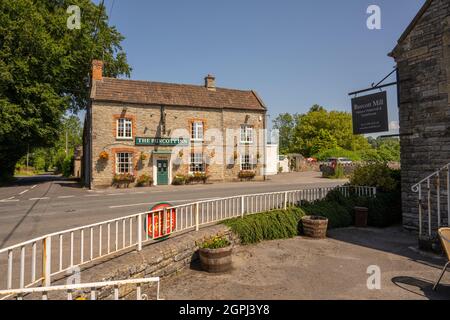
112;173;136;188
238;170;256;181
136;174;153;187
186;172;209;184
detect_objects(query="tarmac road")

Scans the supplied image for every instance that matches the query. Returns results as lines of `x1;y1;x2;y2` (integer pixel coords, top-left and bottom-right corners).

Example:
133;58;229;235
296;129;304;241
0;172;346;249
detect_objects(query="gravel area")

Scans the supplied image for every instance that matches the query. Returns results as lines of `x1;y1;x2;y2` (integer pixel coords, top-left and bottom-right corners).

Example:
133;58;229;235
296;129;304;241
160;226;450;300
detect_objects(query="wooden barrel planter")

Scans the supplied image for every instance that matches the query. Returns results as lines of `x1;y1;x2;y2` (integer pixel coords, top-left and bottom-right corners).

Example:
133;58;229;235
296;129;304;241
301;215;328;239
199;246;233;273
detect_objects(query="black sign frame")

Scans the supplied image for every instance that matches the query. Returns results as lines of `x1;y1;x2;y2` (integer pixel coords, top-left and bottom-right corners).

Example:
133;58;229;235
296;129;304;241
351;91;389;135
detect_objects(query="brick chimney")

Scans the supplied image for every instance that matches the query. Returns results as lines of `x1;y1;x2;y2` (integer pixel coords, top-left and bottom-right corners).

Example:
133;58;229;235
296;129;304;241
204;74;216;91
92;60;104;81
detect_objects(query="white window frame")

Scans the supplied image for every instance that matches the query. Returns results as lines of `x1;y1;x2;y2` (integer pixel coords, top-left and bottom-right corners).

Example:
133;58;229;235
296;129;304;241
115;152;134;174
240;154;254;171
240;125;254;144
191;121;204;141
116;118;133;140
189;152;205;173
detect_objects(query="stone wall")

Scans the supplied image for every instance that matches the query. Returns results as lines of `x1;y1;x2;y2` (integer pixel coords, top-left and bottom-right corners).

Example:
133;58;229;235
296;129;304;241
50;225;238;300
90;102;266;188
391;0;450;232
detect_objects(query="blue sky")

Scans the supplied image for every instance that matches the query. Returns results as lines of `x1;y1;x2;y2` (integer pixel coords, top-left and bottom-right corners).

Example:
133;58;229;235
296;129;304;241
92;0;425;133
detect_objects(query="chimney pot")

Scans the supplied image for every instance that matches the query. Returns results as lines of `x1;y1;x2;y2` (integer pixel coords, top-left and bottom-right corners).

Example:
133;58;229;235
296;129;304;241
92;60;104;81
205;74;216;91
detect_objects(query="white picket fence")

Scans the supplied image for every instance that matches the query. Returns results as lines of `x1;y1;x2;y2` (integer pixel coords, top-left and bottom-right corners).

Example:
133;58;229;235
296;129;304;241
0;185;376;298
0;277;160;300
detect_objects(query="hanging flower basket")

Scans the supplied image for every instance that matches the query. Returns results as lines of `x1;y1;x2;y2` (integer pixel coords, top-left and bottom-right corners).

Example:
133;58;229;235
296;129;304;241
99;151;109;161
140;152;148;161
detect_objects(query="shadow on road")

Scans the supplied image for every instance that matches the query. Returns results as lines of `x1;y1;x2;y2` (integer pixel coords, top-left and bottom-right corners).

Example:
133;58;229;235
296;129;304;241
8;174;65;187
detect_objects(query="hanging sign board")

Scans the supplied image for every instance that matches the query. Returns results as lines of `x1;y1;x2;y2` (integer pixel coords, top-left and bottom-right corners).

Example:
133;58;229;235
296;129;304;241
351;91;389;134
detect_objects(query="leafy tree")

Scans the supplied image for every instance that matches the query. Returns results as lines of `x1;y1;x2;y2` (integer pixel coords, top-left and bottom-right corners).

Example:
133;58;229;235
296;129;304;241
291;107;371;157
272;113;299;154
272;106;401;162
0;0;131;181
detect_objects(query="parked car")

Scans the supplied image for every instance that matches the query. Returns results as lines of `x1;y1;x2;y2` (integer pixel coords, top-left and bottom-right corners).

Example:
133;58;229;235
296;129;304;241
324;157;353;166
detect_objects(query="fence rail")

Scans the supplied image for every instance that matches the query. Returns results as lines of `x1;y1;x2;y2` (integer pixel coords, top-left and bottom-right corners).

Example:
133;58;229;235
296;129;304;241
0;277;160;300
411;163;450;238
0;185;376;297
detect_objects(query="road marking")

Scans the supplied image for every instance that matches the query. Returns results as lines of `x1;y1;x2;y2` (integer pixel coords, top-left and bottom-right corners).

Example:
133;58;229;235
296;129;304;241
31;185;37;189
107;193;127;196
19;190;29;195
108;197;220;209
85;194;100;197
0;199;19;203
29;197;50;201
58;196;75;199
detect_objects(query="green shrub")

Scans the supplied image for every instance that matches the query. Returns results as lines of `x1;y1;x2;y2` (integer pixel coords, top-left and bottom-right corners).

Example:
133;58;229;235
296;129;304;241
350;192;402;227
61;155;74;177
331;164;345;179
223;207;305;245
301;200;352;229
350;163;400;193
324;189;402;228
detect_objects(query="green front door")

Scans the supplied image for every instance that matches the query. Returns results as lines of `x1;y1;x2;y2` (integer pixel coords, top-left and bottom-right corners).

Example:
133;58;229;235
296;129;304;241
156;160;169;185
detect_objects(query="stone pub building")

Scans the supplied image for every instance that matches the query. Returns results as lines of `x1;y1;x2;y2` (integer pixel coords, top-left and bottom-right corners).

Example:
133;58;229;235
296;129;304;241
82;61;267;188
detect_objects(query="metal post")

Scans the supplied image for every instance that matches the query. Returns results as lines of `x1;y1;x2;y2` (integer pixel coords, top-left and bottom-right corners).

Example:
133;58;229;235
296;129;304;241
42;236;52;287
195;203;199;231
137;214;142;251
437;175;441;228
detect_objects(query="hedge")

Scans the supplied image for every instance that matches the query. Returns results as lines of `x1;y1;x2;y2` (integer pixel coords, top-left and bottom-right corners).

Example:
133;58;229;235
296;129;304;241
222;189;401;245
301;200;352;229
223;207;305;245
323;189;402;227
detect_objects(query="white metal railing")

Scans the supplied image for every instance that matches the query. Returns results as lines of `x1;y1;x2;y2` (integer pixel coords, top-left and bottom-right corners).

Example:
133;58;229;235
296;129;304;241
0;185;375;296
411;163;450;238
0;277;160;300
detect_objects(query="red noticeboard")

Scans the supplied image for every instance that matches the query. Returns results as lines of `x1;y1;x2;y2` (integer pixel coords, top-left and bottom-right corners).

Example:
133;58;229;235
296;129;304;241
146;202;176;240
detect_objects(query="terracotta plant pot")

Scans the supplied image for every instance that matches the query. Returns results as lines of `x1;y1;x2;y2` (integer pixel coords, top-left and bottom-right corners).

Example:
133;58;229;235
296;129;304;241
354;206;368;228
301;215;328;239
199;246;233;273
